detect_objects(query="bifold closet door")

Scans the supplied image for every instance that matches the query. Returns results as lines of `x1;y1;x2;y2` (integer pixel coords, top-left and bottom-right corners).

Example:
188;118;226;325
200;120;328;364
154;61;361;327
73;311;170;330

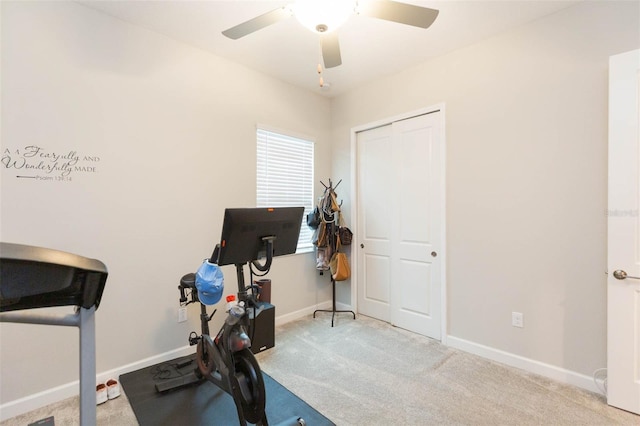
356;124;394;322
356;112;442;339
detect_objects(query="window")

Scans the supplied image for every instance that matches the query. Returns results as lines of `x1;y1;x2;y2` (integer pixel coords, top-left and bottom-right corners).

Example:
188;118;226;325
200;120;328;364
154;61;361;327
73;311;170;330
257;127;314;253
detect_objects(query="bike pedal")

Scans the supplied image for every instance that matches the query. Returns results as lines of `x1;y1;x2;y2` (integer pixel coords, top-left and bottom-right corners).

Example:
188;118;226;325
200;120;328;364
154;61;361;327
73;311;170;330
188;331;201;346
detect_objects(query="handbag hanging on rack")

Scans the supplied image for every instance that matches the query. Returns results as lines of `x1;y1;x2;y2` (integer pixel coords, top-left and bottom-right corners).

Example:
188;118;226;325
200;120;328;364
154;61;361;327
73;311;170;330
313;221;328;247
337;212;353;245
307;206;321;229
330;251;350;281
329;235;350;281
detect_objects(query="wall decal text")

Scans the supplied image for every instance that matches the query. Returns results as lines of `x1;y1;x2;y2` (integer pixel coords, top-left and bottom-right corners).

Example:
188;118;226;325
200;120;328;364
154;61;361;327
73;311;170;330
2;145;101;182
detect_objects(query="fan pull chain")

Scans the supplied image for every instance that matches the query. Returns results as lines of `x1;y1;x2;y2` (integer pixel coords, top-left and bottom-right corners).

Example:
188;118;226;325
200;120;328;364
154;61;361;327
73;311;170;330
317;38;325;87
318;63;324;87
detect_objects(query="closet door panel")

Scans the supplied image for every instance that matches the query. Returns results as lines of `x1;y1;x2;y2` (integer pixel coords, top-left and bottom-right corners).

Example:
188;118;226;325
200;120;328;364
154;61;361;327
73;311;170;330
356;124;393;321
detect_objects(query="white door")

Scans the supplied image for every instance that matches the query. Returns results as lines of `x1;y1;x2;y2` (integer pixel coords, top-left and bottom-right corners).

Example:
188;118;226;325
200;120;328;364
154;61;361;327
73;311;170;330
607;49;640;415
357;112;443;339
356;124;393;322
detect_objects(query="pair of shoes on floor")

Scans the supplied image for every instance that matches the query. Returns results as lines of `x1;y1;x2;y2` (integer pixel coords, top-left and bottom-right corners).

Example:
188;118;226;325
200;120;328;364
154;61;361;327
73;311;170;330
96;379;121;405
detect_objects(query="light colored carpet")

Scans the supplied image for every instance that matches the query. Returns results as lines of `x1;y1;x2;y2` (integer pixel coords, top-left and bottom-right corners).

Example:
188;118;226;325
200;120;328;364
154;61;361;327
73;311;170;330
257;314;638;425
2;314;638;425
0;390;137;426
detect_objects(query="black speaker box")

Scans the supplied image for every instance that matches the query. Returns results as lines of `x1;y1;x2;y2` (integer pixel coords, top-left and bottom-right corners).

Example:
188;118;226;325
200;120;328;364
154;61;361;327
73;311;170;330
248;302;275;354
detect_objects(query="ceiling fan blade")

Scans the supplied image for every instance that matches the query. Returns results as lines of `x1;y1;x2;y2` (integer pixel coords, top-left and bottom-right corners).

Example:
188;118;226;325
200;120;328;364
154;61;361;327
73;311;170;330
222;6;292;39
321;32;342;68
359;0;439;29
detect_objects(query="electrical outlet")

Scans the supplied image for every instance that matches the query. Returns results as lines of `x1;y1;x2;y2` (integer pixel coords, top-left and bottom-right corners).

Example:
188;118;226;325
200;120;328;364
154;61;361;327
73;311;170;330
178;307;187;323
512;312;524;328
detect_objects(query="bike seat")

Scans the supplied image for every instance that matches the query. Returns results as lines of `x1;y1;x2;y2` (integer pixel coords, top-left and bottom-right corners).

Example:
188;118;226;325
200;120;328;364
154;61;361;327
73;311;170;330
180;273;196;289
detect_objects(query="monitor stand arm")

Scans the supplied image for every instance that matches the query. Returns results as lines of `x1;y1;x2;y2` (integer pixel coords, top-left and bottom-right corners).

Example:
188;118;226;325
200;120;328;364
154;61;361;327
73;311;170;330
251;236;275;273
234;236;274;303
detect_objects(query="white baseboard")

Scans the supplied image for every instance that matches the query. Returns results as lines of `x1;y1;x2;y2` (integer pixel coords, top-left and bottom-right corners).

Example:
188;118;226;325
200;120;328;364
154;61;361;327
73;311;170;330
1;302;338;421
446;335;599;394
274;301;332;326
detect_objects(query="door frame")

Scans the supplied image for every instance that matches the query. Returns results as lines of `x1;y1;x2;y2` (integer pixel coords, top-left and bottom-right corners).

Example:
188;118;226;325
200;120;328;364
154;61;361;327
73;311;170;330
349;103;447;343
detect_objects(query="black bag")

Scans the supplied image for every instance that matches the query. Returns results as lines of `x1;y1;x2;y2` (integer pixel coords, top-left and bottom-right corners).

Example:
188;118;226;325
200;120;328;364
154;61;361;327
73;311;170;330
338;227;353;245
307;207;321;229
337;212;352;245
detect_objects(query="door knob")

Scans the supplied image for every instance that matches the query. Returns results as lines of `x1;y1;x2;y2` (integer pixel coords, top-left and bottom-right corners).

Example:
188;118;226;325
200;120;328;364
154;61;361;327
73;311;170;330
360;243;364;248
613;270;640;280
431;251;438;257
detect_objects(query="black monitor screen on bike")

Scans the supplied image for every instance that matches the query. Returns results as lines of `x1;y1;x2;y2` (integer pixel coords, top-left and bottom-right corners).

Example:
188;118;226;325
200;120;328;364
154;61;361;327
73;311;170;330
216;207;304;266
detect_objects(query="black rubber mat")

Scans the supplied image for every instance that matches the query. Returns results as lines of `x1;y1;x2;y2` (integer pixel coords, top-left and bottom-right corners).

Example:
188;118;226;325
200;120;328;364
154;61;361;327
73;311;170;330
119;353;334;426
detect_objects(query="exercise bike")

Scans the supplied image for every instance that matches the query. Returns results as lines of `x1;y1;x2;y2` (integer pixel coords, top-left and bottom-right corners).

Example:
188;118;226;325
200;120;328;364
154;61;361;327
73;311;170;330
170;207;306;426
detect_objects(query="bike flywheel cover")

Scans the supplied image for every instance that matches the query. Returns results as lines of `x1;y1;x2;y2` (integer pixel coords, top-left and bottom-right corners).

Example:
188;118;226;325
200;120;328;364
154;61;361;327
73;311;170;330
233;349;266;424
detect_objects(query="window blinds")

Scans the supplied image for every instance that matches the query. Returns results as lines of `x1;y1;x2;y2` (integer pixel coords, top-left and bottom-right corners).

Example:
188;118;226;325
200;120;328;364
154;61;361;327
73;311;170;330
257;128;314;252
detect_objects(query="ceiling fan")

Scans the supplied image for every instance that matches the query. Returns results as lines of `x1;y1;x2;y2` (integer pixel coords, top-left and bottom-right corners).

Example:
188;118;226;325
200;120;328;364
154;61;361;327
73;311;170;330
222;0;439;69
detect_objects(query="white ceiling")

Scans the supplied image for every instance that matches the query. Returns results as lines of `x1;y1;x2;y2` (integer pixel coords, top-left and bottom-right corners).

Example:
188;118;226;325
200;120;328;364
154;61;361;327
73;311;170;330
78;0;581;97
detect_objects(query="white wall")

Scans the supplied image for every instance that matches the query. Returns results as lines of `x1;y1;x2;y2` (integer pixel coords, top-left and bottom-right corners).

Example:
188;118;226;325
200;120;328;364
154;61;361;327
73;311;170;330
331;0;639;380
0;0;332;412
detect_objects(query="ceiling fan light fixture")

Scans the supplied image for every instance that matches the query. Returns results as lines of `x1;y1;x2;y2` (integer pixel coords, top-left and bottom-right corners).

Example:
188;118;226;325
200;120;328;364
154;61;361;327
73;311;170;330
293;0;355;33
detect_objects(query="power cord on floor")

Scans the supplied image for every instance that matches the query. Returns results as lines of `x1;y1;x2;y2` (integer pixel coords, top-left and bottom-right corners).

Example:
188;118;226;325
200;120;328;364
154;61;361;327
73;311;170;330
150;359;193;381
592;368;607;397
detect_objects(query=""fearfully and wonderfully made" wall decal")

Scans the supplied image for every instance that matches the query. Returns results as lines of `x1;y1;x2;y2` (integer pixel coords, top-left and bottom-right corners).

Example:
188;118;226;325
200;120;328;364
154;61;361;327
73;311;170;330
2;145;101;182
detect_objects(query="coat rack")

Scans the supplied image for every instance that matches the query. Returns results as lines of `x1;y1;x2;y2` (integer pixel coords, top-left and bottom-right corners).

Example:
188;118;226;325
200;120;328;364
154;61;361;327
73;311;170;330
312;179;356;327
